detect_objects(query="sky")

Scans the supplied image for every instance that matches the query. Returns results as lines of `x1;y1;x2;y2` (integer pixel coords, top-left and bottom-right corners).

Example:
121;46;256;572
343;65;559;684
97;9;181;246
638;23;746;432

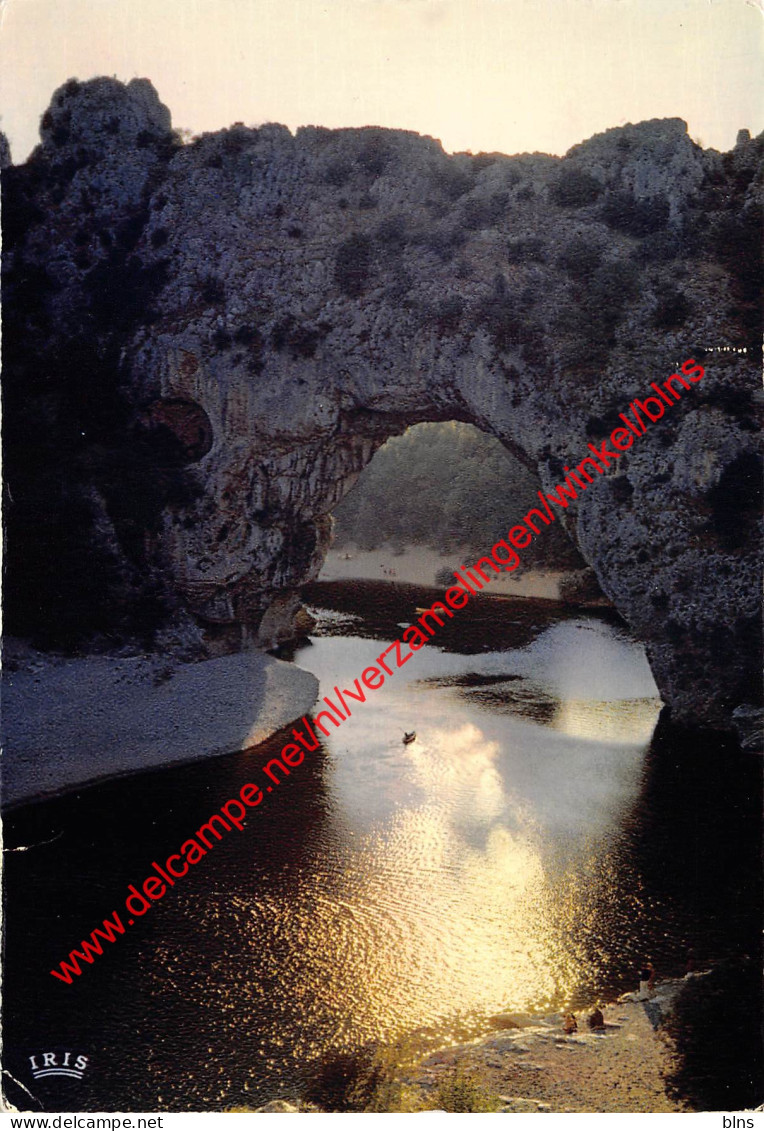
0;0;762;164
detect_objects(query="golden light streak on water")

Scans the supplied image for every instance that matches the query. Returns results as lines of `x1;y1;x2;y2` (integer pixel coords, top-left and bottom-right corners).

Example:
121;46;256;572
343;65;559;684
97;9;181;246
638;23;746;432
145;618;666;1080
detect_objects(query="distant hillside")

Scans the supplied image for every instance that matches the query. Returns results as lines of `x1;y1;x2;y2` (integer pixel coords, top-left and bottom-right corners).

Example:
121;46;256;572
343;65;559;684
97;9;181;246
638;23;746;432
331;422;585;569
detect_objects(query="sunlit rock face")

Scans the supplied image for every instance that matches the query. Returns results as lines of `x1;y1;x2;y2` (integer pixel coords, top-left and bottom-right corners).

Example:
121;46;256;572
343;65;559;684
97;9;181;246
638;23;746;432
3;77;761;729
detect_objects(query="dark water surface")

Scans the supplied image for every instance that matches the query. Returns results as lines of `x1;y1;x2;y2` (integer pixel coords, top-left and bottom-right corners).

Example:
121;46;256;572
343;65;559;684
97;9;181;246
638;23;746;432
4;583;760;1111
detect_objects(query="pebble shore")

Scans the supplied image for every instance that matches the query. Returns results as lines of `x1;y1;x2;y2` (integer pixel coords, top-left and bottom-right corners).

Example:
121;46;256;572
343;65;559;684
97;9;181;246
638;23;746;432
412;981;690;1113
2;643;318;808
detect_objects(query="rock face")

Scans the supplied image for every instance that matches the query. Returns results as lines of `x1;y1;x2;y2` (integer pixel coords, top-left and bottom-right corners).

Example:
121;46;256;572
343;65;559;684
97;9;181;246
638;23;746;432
3;78;761;729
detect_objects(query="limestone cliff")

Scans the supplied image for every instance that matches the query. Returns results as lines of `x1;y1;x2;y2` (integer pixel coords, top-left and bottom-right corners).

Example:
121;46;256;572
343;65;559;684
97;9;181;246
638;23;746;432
2;78;761;730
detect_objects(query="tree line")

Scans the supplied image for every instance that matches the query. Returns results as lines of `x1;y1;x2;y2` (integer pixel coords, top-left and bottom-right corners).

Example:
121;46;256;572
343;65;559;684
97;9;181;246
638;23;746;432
331;421;584;570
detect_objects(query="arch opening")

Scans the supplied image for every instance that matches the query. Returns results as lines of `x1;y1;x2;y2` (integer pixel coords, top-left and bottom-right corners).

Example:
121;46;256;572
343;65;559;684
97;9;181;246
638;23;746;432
319;421;592;601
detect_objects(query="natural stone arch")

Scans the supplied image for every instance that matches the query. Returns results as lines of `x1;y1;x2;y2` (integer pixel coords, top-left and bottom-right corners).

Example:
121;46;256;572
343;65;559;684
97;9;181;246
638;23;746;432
2;78;761;732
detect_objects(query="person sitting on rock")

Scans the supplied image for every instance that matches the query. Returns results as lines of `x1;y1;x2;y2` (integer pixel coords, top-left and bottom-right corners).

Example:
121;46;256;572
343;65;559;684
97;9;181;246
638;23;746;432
587;1007;605;1030
562;1013;578;1034
637;960;655;1000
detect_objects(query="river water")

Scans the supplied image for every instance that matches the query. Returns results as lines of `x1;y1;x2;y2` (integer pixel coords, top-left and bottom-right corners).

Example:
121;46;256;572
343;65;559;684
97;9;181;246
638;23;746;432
4;583;760;1111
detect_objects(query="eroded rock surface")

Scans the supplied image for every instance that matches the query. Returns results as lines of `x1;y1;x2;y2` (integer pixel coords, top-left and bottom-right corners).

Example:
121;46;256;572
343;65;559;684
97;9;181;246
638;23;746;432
3;78;761;728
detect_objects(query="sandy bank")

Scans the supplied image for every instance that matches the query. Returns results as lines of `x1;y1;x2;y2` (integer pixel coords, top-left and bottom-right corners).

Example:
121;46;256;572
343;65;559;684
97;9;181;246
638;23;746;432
1;648;318;809
321;544;566;598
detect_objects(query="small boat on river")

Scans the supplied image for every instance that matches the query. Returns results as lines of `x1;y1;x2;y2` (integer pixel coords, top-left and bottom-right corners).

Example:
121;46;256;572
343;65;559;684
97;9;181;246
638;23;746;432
402;731;417;745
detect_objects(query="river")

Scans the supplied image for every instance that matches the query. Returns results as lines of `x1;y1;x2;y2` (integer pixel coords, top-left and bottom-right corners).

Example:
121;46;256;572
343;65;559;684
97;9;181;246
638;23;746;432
3;582;760;1111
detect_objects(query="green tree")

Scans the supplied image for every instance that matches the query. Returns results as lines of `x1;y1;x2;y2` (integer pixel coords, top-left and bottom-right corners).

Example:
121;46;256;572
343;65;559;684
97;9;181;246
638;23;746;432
332;421;584;569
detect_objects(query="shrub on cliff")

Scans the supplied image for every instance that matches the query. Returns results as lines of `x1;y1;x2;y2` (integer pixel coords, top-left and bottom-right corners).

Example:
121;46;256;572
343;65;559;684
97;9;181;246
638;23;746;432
590;258;639;317
557;235;603;281
334;233;374;297
506;236;546;264
324;156;351;186
462;191;510;230
434;1068;501;1113
554;257;639;374
477;273;545;358
429;162;473;201
600;189;669;236
708;205;762;353
357;131;392;178
651;283;692;329
415;224;466;262
375;213;409;250
549;167;603;207
434;294;465;335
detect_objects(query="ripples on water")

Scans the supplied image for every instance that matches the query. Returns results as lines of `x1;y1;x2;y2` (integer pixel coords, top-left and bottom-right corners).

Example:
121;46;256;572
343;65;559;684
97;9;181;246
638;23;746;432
4;587;759;1110
285;617;662;1033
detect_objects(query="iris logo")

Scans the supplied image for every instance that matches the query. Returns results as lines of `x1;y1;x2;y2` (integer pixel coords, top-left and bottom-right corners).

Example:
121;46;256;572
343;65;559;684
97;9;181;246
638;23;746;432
28;1052;89;1080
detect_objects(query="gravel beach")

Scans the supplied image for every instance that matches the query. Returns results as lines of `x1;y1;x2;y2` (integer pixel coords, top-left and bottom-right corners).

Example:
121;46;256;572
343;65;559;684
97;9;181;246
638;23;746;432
1;646;318;808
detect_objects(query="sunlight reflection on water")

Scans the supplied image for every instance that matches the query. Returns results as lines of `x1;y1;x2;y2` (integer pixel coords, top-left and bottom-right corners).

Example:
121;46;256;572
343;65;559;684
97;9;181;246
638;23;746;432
206;616;665;1056
7;602;757;1112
